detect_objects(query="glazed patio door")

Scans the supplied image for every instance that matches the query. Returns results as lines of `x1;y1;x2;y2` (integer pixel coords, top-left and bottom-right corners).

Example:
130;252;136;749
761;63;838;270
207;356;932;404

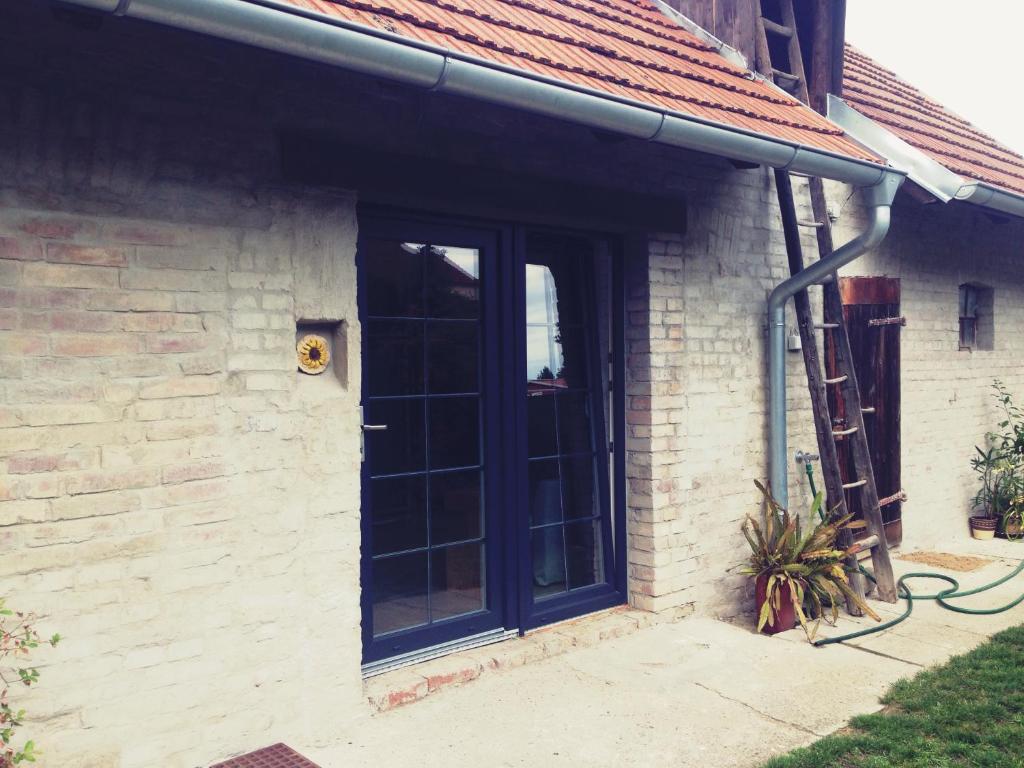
358;217;506;664
359;214;623;665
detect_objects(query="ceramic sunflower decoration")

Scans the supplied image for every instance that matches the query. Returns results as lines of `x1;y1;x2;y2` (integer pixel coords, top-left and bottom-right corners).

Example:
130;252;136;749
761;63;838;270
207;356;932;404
297;334;330;375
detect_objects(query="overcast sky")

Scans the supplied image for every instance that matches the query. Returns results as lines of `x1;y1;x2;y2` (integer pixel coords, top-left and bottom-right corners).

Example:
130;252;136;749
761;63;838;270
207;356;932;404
845;0;1024;155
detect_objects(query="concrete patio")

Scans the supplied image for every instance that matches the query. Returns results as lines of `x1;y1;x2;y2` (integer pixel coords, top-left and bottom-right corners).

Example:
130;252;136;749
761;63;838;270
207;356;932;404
304;539;1024;768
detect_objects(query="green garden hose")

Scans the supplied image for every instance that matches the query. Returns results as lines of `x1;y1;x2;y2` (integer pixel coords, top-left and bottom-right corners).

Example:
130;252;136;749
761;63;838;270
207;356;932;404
799;462;1024;647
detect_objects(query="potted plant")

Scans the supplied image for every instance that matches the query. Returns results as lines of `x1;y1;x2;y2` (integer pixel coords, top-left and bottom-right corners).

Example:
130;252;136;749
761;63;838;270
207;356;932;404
970;446;1002;539
971;381;1024;540
741;480;880;641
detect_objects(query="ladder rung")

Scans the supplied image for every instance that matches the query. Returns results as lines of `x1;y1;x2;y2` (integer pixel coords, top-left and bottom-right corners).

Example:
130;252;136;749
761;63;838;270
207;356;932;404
842;479;867;489
833;426;859;437
851;534;880;553
879;490;907;507
861;407;876;414
797;219;824;228
867;316;907;327
762;18;794;37
824;375;848;384
814;323;839;330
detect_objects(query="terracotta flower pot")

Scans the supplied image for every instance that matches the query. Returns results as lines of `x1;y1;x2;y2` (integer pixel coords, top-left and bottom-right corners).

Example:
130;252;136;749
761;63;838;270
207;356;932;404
755;573;797;635
970;515;998;540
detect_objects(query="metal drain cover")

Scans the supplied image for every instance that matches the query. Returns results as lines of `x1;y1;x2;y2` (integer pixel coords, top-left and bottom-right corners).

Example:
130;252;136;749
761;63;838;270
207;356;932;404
210;743;321;768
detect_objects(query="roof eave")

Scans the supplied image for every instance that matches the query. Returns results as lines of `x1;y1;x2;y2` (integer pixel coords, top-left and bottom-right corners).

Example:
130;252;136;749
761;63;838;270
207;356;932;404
829;95;1024;220
63;0;898;190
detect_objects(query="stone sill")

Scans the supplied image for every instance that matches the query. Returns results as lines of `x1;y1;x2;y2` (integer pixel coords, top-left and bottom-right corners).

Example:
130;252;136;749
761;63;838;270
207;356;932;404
364;604;693;712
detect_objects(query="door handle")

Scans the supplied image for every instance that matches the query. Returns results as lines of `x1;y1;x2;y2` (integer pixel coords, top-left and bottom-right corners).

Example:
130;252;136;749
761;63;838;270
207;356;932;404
361;424;388;431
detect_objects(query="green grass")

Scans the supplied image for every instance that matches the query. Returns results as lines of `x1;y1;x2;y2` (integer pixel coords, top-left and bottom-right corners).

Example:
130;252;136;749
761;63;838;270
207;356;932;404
763;624;1024;768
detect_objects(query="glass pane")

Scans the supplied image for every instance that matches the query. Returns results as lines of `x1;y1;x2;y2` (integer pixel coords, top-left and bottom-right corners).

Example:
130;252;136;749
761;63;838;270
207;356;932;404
364;399;425;476
372;552;428;635
561;455;597;520
428;396;480;470
555;325;588;389
526;393;558;458
430;469;482;545
557;391;592;455
427;321;478;394
371;475;427;556
365;240;424;318
427;246;480;319
366;320;424;396
532;525;566;598
526;324;564;385
528;458;562;526
565;519;603;589
431;543;484;621
525;263;559;325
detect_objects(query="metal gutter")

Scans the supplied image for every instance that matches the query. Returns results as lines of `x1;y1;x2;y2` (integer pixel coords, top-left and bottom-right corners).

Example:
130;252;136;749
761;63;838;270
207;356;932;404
62;0;894;187
829;95;1024;220
954;182;1024;219
767;172;903;507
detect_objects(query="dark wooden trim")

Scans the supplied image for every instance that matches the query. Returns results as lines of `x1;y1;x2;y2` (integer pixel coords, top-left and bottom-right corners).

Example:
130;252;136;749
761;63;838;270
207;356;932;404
281;134;687;235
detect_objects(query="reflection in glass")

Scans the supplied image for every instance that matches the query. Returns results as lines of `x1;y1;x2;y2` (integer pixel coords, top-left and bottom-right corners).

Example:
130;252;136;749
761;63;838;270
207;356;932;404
429;396;480;470
526;393;557;458
431;543;484;621
529;458;562;526
364;399;425;476
560;455;597;520
373;552;428;635
532;525;566;598
428;321;478;394
365;240;424;318
430;469;482;545
371;475;427;555
566;519;602;589
427;246;480;319
366;320;424;396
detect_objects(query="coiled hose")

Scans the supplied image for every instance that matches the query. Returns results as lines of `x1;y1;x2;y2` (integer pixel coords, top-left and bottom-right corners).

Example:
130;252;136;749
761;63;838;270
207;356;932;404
798;460;1024;647
814;558;1024;646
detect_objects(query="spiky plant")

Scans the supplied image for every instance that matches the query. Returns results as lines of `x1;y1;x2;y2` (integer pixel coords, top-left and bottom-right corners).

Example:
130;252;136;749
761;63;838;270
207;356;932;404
741;480;881;642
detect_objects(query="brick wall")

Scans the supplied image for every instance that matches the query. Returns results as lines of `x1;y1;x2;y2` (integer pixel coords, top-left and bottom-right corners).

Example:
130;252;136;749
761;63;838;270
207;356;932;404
6;5;1021;766
832;188;1024;546
625;169;822;617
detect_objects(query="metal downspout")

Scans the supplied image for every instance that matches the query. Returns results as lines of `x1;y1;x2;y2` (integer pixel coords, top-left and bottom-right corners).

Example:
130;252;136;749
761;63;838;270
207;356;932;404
767;172;902;507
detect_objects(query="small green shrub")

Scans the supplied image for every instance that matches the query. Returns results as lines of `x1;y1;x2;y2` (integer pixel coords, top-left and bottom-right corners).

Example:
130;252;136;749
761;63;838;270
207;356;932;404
1;599;59;767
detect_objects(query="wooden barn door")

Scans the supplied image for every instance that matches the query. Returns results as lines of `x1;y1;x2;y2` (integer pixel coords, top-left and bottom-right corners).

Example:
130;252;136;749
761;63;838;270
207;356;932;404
826;277;902;547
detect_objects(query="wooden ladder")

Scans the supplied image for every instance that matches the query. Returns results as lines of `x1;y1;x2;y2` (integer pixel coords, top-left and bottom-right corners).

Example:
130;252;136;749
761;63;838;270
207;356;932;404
755;0;898;605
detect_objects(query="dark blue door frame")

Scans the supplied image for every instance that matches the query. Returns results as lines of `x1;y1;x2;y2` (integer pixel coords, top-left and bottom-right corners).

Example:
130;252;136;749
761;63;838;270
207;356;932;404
358;208;627;664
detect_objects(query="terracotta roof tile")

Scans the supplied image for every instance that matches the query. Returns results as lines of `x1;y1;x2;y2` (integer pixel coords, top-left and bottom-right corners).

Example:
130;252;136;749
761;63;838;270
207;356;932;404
272;0;877;161
843;44;1024;196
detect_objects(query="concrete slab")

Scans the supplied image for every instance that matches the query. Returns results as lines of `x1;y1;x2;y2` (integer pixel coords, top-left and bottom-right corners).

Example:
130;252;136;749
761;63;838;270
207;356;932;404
304;547;1024;768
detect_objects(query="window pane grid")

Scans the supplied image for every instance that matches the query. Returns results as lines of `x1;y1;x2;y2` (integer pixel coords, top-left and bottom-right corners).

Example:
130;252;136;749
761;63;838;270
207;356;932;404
372;534;487;561
367;240;485;638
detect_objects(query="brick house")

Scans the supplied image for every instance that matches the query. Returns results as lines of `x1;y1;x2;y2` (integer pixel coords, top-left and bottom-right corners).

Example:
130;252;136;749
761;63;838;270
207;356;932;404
1;0;1022;766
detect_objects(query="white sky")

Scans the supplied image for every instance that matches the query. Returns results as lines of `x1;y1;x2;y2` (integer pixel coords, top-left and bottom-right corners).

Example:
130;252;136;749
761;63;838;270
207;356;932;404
845;0;1024;155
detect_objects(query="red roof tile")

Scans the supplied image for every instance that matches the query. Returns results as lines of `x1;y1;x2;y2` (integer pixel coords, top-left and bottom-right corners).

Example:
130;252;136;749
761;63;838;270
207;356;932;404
843;44;1024;196
273;0;877;161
